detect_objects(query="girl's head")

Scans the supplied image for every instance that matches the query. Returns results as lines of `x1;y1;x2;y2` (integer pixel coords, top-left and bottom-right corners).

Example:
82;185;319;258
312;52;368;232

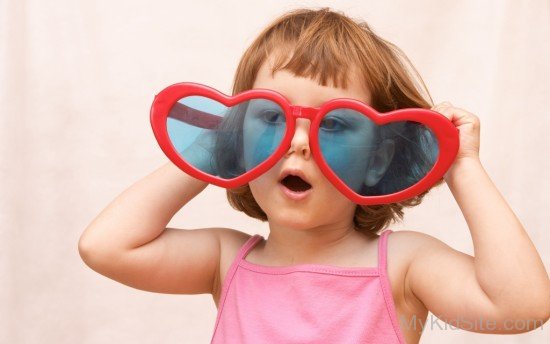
221;7;442;235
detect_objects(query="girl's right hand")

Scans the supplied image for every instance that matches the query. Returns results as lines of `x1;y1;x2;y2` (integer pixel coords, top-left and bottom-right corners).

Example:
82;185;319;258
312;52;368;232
179;129;219;176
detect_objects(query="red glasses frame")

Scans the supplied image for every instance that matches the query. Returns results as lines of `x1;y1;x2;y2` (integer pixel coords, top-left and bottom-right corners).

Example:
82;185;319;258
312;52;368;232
150;82;459;205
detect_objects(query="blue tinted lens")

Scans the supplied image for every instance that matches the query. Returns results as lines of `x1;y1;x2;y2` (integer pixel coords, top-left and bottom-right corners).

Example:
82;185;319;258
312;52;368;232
318;109;439;196
167;96;286;179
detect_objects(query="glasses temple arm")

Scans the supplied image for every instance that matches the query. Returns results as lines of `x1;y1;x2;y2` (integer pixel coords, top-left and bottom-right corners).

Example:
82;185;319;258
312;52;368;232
167;102;222;129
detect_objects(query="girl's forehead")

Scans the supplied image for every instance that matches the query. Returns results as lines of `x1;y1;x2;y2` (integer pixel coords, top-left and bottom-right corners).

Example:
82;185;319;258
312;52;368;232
253;61;371;106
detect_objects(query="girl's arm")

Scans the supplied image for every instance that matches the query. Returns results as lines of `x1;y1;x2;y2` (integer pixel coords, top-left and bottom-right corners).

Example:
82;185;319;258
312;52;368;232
78;161;230;296
405;103;550;333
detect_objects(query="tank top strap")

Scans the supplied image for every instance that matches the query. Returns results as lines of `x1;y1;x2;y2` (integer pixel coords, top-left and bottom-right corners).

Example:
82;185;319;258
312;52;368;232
377;229;393;274
236;234;263;262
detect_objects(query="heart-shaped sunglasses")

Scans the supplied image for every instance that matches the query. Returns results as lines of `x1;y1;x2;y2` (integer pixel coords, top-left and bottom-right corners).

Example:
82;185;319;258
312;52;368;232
150;82;459;205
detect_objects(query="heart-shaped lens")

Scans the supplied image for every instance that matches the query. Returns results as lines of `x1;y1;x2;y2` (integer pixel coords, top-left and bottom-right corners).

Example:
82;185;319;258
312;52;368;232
167;96;287;180
318;108;439;196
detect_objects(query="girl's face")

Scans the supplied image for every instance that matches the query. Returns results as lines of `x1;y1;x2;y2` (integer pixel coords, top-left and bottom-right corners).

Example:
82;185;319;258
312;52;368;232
245;56;374;230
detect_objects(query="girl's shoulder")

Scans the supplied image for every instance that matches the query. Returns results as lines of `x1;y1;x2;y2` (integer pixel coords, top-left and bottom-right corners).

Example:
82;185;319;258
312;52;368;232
382;229;443;336
386;229;441;254
387;229;451;264
384;229;446;275
385;230;456;302
212;228;252;306
217;227;253;262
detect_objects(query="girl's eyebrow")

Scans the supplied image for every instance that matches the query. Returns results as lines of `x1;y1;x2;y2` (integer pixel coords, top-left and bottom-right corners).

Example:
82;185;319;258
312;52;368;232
327;108;377;127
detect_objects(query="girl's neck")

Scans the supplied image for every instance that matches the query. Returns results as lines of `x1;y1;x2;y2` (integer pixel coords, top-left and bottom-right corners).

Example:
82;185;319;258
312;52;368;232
257;224;377;265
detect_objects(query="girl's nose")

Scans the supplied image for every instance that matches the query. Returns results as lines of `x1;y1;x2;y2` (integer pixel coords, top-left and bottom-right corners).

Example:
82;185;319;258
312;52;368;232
285;118;311;159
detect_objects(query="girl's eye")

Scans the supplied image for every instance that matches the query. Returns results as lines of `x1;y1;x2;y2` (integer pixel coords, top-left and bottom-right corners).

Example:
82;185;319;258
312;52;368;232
261;110;285;124
321;116;347;131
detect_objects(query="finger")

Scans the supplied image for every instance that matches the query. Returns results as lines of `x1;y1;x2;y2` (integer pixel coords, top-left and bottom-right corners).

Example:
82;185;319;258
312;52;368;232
433;107;453;121
431;102;454;121
431;101;453;111
436;106;479;127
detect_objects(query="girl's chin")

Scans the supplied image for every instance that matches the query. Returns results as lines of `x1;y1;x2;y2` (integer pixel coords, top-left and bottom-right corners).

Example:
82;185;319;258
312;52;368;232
265;205;320;225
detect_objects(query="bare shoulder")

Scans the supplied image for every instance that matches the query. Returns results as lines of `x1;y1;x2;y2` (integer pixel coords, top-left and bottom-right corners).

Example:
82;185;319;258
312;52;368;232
211;228;252;307
384;230;447;316
387;229;445;255
388;229;456;268
216;228;253;267
386;229;449;282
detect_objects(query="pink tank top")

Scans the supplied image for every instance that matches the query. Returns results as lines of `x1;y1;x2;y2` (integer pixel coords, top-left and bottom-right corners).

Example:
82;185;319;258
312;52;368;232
210;229;406;344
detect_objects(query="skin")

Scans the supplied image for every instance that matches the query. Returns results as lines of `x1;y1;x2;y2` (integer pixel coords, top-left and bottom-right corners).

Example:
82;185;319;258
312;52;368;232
230;56;550;341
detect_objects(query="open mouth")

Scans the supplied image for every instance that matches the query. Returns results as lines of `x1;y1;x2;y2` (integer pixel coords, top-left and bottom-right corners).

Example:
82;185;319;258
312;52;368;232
280;175;312;192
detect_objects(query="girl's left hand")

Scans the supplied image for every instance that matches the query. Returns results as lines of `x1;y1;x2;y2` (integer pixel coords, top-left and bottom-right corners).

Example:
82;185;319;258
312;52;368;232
431;102;481;181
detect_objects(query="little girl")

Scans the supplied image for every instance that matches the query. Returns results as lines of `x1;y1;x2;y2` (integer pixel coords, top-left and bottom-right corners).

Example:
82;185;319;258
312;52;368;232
78;7;550;344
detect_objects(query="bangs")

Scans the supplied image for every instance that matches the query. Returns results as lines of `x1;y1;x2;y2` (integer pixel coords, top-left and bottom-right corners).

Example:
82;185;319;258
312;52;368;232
260;12;370;92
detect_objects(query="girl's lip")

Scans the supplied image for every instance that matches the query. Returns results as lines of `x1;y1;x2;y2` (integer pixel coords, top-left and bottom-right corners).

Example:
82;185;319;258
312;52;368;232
278;182;312;201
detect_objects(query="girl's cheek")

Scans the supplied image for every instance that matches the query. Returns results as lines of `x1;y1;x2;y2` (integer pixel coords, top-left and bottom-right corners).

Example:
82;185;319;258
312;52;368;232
242;116;286;171
319;134;372;193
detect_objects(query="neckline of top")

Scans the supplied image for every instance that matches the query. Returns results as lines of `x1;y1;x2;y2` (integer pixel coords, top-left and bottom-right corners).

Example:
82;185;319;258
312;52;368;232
237;230;392;276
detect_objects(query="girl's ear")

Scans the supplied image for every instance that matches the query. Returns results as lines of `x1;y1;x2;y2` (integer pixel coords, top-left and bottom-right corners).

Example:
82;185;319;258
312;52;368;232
364;139;395;186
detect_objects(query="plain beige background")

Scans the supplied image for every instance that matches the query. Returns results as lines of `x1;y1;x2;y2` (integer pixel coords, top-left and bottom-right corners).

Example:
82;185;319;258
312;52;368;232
1;0;549;343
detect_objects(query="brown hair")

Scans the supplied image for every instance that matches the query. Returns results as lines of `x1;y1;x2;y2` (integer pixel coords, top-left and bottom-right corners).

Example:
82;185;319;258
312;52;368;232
224;7;444;235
